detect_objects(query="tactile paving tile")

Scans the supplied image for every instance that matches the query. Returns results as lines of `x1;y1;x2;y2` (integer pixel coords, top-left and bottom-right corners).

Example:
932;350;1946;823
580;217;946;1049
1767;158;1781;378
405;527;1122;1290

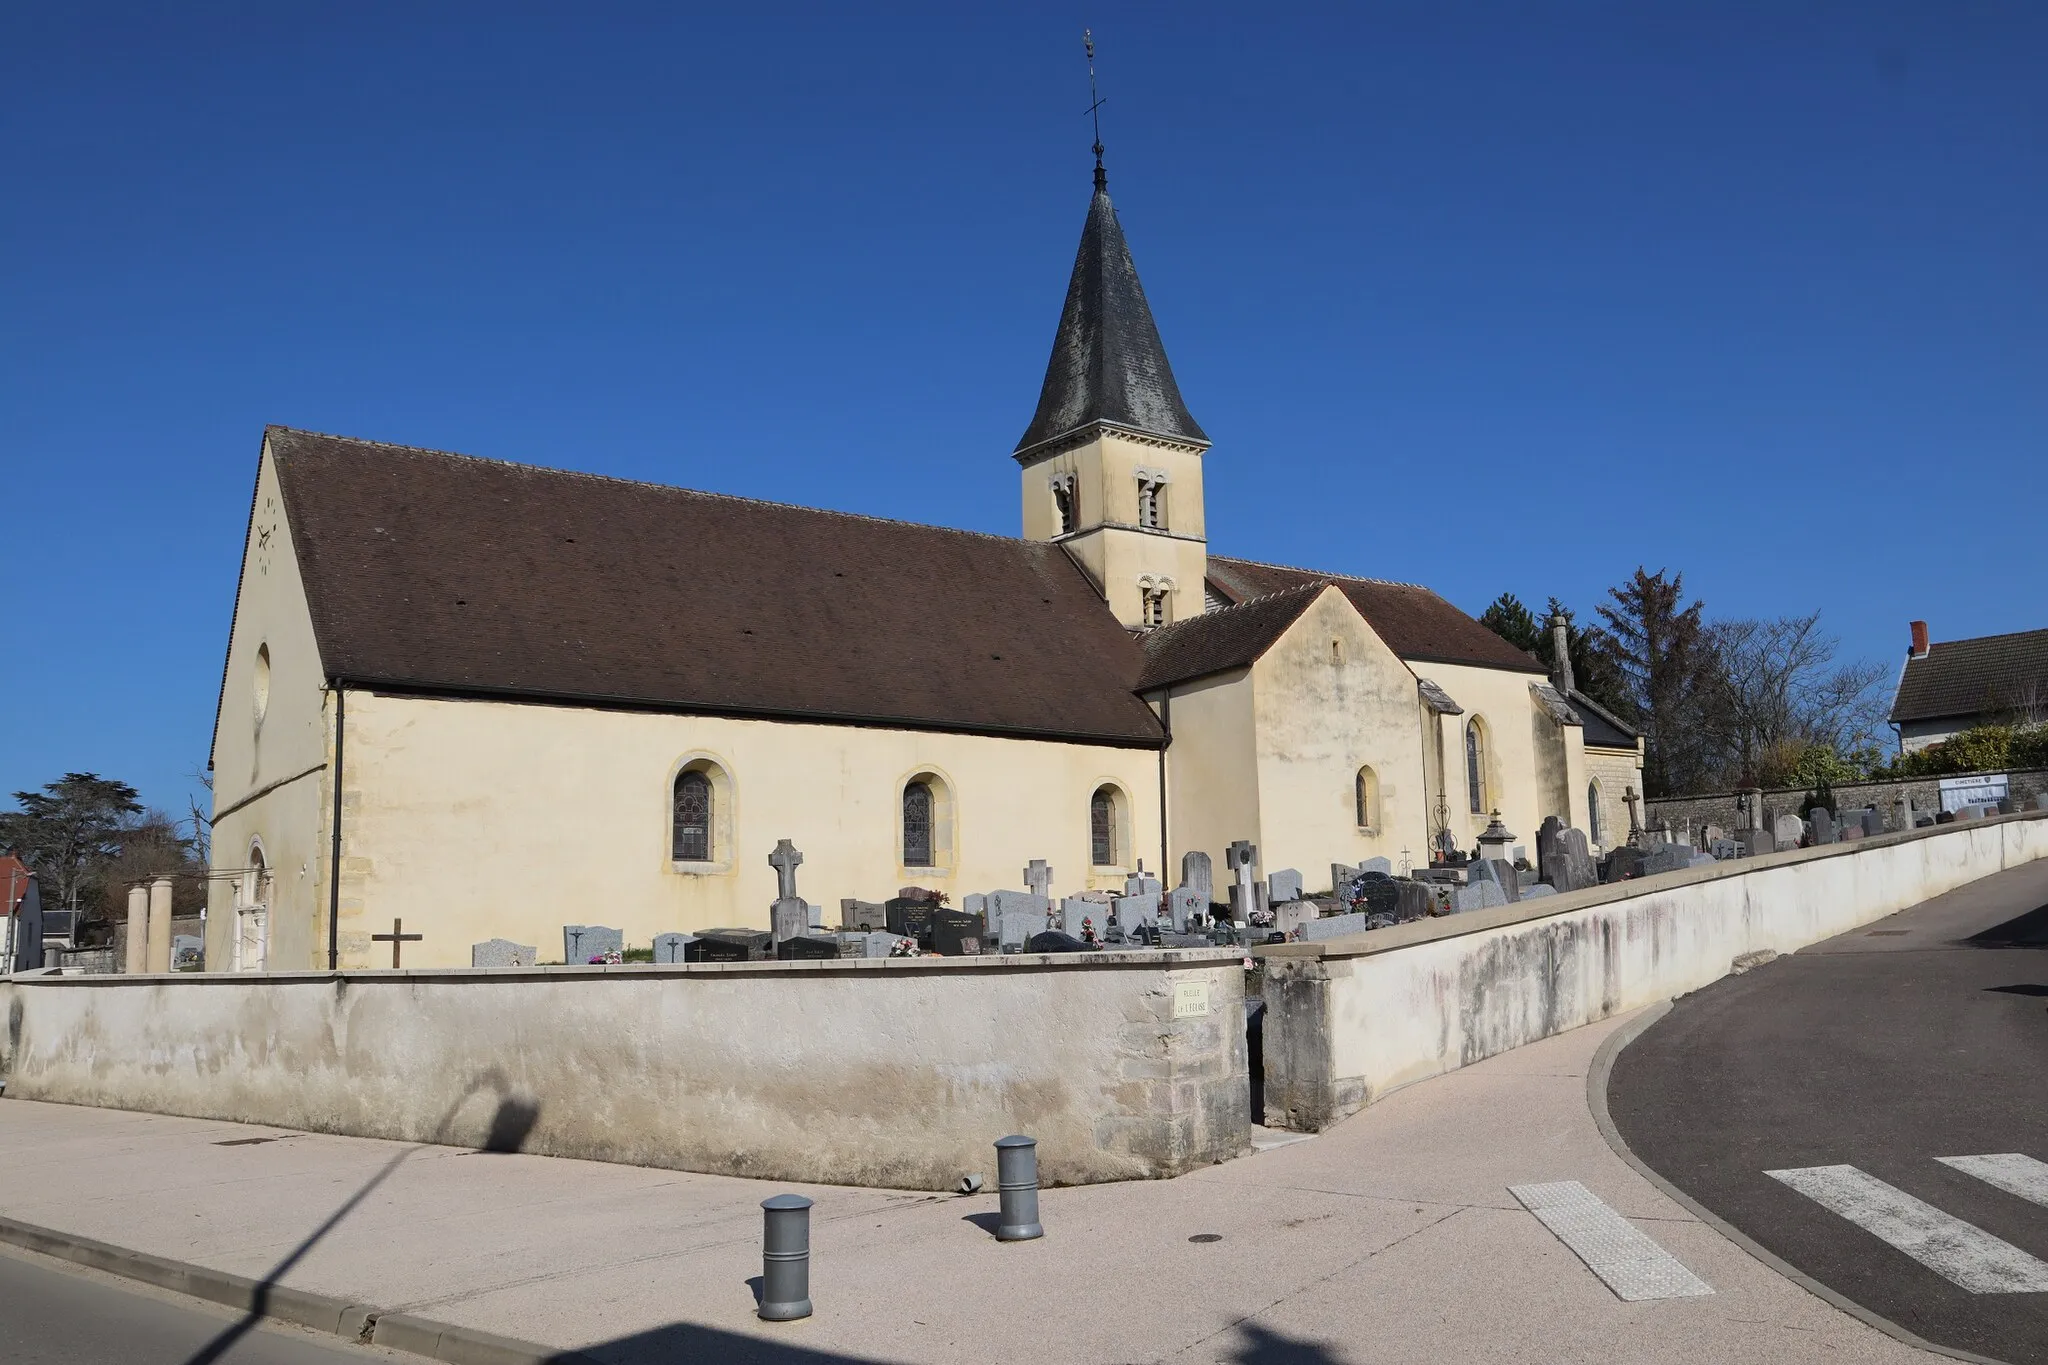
1510;1180;1714;1301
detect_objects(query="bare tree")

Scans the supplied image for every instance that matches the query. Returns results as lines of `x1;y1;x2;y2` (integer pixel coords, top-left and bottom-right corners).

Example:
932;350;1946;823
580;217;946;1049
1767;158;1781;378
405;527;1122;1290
1710;613;1887;783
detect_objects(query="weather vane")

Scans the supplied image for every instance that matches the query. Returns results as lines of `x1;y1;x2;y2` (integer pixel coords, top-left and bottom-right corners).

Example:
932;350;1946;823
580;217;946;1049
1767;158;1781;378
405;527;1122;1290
1083;28;1106;185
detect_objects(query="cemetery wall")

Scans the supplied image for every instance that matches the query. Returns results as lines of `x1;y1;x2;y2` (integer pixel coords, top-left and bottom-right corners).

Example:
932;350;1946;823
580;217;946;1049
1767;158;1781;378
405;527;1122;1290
275;689;1165;970
1645;768;2048;837
0;950;1249;1189
1257;811;2048;1131
1248;588;1434;878
206;443;335;974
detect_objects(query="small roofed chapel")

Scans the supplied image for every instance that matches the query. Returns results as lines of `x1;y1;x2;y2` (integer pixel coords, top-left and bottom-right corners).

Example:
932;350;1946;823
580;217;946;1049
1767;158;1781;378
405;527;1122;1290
206;158;1641;970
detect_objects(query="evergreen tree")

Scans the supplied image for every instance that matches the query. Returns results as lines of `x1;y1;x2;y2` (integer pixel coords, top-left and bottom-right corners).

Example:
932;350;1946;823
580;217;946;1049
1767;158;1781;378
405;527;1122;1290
1478;592;1542;656
1596;570;1726;797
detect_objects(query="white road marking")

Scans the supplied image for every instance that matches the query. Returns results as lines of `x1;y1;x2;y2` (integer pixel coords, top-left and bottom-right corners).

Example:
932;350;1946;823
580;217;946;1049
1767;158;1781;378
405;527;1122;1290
1939;1153;2048;1209
1767;1164;2048;1294
1508;1180;1713;1301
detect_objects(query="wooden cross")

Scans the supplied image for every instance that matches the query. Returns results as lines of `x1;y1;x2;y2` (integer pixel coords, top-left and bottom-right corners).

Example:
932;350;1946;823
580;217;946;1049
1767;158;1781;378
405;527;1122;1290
768;839;804;902
371;918;423;968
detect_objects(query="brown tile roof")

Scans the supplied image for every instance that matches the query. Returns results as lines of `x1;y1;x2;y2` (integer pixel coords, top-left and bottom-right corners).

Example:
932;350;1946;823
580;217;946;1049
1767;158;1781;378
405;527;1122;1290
265;428;1166;747
1889;627;2048;725
1205;557;1547;674
1137;582;1329;690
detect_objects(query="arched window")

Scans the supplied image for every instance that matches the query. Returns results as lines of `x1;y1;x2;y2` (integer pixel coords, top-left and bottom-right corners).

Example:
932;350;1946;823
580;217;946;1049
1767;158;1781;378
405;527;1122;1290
1466;720;1486;814
1090;785;1123;866
1355;766;1380;829
1588;781;1604;844
903;781;935;867
673;770;713;861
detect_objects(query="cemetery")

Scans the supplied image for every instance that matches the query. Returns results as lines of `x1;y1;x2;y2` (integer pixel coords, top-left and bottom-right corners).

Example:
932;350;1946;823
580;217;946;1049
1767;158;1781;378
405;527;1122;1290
4;803;2046;1192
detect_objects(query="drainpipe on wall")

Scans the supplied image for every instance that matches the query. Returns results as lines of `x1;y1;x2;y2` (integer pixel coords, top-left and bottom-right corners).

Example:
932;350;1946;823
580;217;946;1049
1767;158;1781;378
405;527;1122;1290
328;681;345;971
1155;688;1172;879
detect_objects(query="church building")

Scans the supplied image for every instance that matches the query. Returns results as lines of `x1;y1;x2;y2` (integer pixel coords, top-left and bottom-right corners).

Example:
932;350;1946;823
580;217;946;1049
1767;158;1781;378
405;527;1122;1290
206;159;1635;970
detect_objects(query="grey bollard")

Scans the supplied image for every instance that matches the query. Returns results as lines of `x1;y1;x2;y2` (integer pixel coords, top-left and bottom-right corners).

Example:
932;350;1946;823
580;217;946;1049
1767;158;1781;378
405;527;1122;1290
758;1194;813;1320
994;1135;1043;1241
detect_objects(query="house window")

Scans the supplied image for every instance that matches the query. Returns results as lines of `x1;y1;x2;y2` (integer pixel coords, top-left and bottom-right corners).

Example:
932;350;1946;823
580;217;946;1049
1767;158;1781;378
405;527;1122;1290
1588;781;1603;844
903;780;935;867
1466;720;1487;814
1355;766;1380;829
1137;477;1166;530
1090;786;1120;866
673;770;713;861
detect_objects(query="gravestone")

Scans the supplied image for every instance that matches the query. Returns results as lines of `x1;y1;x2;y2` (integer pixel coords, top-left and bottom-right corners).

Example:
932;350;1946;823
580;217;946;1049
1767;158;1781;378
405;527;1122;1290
1268;868;1304;904
1601;846;1647;883
1360;856;1393;876
1470;858;1521;904
1741;827;1772;857
885;897;938;942
687;929;767;963
1027;930;1087;954
1274;901;1316;939
776;935;839;960
1996;797;2016;816
1060;897;1101;941
1352;874;1401;919
171;934;204;969
1180;851;1213;903
1111;891;1160;932
1122;869;1162;898
1226;841;1261;924
2036;792;2048;813
962;893;987;926
1642;843;1694;877
1535;817;1566;888
931;910;984;956
1860;807;1883;836
861;931;899;958
473;938;537;968
1395;881;1434;921
1774;815;1805;851
1521;883;1557;900
1454;879;1508;913
563;925;624;963
1165;886;1204;933
840;898;888;931
1024;860;1054;901
767;839;808;945
1892;799;1913;834
1330;863;1360;891
1838;824;1862;840
1808;809;1837;845
1300;911;1373;942
650;933;693;964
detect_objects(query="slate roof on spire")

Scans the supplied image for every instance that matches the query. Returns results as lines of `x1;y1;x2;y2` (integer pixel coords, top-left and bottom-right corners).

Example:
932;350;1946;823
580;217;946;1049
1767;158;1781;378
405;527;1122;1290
1014;176;1208;458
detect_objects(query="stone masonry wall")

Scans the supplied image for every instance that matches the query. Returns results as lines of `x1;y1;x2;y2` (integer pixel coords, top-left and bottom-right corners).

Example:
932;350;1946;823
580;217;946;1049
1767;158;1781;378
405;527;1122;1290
1646;768;2048;838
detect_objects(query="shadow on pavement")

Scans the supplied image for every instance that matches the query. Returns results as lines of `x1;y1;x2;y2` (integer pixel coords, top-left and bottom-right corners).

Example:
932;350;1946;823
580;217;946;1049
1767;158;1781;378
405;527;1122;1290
552;1319;1346;1364
1965;902;2048;947
1985;983;2048;997
178;1072;539;1365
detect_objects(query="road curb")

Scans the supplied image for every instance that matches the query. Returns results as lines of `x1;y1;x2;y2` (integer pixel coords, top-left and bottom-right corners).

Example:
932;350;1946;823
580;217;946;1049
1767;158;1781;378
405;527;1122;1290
1588;1000;2009;1365
0;1211;599;1365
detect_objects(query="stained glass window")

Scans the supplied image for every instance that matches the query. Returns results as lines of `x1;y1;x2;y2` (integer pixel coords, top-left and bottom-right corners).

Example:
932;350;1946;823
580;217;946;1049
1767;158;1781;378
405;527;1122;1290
1091;787;1116;866
903;781;934;866
673;770;712;861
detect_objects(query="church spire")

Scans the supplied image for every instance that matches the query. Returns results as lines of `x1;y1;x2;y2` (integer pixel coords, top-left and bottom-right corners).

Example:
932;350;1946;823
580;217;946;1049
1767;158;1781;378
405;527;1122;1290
1012;169;1209;459
1014;36;1206;460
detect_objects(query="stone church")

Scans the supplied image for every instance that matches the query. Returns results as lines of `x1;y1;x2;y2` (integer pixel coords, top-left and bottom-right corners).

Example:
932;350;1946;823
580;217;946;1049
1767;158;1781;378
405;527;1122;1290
206;160;1641;970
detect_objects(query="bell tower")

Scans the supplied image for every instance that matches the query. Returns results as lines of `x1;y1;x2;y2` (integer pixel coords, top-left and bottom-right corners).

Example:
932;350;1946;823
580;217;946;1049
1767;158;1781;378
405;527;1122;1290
1014;160;1209;630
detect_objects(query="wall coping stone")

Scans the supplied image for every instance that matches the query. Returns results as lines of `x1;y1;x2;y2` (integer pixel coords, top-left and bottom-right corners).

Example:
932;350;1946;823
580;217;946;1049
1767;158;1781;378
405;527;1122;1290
1255;809;2048;964
8;946;1244;986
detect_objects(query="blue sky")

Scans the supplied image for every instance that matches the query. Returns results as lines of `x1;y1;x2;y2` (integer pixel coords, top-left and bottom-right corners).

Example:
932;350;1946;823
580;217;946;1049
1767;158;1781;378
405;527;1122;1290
4;3;2043;817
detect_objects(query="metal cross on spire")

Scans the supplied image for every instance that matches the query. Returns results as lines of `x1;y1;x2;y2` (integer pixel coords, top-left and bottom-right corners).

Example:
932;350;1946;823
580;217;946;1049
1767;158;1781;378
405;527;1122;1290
1083;28;1107;190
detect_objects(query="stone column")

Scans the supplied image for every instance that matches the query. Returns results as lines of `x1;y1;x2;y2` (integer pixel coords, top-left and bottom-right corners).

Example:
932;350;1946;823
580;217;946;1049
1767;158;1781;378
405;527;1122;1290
125;885;149;974
146;876;174;974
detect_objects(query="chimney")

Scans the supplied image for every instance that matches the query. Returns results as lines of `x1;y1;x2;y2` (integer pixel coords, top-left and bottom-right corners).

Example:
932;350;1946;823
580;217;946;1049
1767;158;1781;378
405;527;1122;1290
1549;609;1576;696
1909;620;1929;659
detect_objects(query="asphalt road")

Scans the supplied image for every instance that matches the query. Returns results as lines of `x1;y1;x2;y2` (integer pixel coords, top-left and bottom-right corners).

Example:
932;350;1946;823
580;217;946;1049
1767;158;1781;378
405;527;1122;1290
0;1242;421;1365
1608;857;2048;1365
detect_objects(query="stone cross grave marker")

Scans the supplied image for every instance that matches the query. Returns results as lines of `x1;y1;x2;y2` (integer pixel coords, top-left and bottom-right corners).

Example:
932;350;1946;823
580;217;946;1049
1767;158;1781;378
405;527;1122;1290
1024;860;1053;901
372;918;423;968
472;938;536;968
768;839;808;943
1623;785;1643;837
1226;841;1259;924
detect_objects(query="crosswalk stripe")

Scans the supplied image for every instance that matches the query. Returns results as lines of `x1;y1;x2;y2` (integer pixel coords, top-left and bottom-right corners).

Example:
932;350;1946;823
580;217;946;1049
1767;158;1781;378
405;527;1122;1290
1766;1164;2048;1294
1508;1180;1714;1301
1938;1153;2048;1210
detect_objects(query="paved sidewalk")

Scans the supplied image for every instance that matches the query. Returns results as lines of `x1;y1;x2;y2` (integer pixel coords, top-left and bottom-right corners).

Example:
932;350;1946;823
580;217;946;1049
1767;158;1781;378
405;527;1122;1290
0;1011;1936;1364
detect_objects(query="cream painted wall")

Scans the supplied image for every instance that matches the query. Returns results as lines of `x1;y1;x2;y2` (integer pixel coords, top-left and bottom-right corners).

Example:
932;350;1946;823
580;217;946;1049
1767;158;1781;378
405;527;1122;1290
1247;588;1430;883
1156;669;1257;890
206;441;334;972
1020;429;1208;627
324;692;1163;967
1424;661;1578;852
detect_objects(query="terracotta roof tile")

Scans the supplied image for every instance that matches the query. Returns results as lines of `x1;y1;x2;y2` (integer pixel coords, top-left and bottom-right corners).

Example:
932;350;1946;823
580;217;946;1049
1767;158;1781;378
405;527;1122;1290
1136;583;1328;690
1890;628;2048;725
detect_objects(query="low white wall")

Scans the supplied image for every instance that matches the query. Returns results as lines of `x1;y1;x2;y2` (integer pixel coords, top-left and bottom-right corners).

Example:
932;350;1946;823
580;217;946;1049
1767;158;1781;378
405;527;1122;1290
1258;812;2048;1130
0;951;1249;1189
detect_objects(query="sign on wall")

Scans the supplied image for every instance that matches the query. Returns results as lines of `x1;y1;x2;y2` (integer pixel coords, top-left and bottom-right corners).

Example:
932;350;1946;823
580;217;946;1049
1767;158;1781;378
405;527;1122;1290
1939;773;2009;814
